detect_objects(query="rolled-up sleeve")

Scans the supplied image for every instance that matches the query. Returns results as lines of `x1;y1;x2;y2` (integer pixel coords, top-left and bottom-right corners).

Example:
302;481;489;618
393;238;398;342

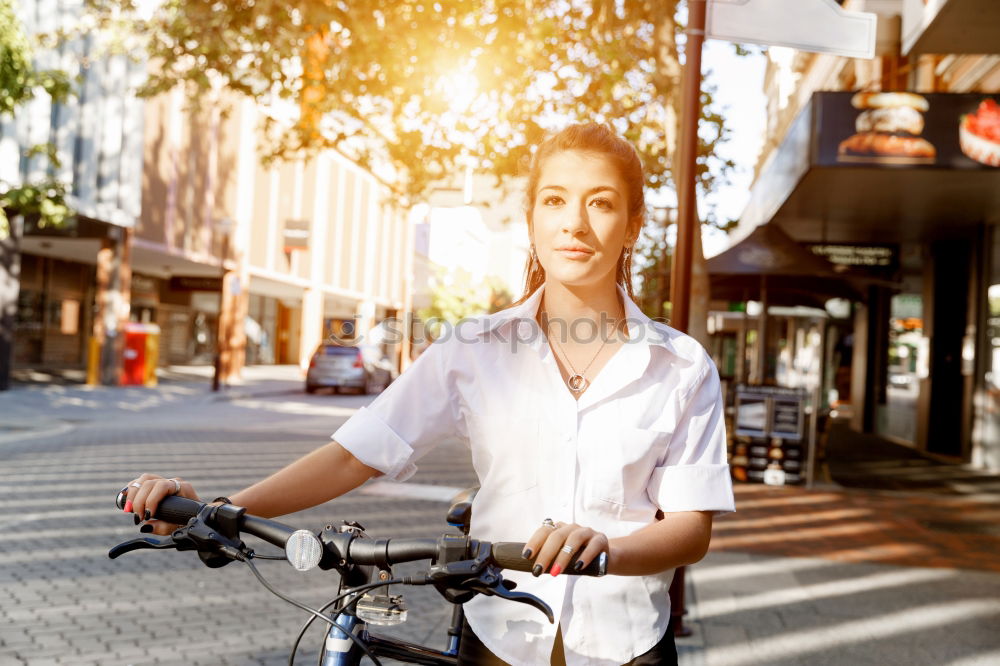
332;338;466;482
646;354;735;514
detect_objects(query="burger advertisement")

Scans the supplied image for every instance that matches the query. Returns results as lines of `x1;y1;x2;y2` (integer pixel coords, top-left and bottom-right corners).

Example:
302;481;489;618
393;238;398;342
815;92;1000;169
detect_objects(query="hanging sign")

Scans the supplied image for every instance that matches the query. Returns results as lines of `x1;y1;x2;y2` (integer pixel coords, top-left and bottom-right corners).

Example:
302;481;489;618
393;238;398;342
706;0;878;59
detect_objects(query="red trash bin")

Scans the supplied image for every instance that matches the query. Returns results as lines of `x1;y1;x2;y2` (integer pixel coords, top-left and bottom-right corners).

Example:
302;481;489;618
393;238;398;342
122;323;160;386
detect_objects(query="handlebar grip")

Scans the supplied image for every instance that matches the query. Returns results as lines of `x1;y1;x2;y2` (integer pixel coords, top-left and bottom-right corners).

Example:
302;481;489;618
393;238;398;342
491;542;607;577
154;496;206;525
115;491;205;525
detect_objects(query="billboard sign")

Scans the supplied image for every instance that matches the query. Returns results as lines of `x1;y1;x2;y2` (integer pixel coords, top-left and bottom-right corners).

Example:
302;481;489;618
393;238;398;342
815;92;1000;169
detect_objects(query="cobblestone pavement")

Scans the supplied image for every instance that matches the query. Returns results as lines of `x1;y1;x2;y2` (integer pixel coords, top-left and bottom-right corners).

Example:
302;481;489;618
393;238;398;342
0;383;478;665
673;484;1000;665
4;373;1000;665
712;484;1000;572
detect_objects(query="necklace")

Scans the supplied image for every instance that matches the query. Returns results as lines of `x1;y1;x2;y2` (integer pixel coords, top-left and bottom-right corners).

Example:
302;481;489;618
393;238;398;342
542;312;618;393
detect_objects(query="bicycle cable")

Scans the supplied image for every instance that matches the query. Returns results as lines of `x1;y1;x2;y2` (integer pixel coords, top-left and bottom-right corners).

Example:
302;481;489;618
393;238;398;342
242;556;393;665
287;580;396;666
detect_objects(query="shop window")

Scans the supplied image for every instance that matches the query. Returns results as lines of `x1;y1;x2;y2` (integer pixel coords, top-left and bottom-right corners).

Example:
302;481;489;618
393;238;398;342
881;294;924;444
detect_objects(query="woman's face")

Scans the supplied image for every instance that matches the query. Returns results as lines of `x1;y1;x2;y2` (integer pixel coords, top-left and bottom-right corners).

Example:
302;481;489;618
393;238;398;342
530;149;639;291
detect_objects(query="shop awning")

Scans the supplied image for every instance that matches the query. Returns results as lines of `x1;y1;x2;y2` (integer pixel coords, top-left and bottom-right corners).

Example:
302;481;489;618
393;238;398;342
902;0;1000;55
707;223;861;305
739;91;1000;246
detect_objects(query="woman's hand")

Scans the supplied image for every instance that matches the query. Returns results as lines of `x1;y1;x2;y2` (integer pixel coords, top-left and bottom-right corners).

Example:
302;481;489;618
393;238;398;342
120;474;200;536
522;520;609;577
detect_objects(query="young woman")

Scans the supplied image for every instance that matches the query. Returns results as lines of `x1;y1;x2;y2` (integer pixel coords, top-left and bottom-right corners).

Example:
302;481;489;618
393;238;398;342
123;123;734;666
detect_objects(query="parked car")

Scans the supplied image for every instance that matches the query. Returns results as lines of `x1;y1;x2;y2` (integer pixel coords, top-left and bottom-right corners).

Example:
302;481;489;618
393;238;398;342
305;343;394;395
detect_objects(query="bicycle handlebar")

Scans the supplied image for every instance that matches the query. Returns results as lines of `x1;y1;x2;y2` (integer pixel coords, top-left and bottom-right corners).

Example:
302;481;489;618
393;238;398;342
114;492;606;576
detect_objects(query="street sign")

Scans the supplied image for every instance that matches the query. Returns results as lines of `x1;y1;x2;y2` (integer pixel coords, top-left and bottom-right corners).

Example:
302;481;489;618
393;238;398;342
169;276;222;292
706;0;878;59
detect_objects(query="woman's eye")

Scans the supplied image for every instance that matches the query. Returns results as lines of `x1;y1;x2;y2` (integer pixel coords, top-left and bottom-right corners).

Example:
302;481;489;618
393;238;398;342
542;195;564;206
589;197;613;210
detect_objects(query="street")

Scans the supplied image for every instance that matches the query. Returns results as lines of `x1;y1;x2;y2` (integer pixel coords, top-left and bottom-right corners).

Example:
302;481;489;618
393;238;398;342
2;368;1000;665
1;371;478;665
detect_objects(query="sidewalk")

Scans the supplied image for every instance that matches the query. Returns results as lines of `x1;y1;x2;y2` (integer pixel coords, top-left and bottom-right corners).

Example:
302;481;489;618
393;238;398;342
0;364;306;442
678;426;1000;665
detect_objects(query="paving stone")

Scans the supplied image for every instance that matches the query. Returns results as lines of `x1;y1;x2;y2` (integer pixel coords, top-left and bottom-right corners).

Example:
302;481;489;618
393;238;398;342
4;375;1000;665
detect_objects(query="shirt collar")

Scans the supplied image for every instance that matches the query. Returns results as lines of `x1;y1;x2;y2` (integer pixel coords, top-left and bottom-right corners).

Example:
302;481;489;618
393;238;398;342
479;284;689;360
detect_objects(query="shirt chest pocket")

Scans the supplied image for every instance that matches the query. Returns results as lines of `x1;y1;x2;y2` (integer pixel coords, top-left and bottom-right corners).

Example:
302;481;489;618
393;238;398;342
584;428;666;508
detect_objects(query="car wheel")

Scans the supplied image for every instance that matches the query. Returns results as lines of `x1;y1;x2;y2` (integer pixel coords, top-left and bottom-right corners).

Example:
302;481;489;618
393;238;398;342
305;385;317;394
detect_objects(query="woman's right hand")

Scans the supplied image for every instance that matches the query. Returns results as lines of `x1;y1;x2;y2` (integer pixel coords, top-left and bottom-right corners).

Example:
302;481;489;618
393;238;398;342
121;474;200;536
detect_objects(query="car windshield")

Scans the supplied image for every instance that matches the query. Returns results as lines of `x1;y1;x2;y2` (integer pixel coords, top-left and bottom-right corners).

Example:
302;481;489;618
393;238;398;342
318;345;360;356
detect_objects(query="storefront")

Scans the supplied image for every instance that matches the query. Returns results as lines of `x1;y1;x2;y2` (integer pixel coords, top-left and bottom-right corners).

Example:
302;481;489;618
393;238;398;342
13;253;93;370
246;293;279;365
736;90;1000;468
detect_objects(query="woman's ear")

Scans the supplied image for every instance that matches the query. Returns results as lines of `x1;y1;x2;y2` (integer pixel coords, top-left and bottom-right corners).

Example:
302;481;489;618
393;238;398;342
625;215;643;248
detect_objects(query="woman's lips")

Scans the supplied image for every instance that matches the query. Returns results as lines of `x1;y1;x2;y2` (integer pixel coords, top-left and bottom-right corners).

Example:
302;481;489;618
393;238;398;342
556;247;594;260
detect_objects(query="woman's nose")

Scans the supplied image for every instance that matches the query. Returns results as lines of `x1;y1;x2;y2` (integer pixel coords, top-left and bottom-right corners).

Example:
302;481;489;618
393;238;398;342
561;201;589;235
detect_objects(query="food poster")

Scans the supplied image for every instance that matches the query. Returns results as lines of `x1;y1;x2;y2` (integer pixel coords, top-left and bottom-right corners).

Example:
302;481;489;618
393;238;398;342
815;92;1000;169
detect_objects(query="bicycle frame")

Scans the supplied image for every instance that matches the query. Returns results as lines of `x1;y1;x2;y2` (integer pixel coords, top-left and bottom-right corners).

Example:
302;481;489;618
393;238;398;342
320;575;463;665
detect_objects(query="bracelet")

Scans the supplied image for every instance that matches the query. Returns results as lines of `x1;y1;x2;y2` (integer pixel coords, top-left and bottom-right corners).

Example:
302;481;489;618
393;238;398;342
212;496;233;505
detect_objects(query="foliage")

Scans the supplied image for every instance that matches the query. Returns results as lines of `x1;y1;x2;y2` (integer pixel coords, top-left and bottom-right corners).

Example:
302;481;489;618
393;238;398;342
418;268;512;329
82;0;741;324
85;1;737;209
0;0;73;236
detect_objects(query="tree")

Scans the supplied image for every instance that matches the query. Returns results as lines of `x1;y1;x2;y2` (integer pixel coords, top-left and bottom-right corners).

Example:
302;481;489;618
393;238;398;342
0;0;72;237
418;268;512;327
86;0;738;332
87;1;734;197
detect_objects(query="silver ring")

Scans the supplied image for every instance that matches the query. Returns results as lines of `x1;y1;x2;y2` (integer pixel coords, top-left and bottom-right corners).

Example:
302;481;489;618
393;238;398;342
541;518;556;529
170;478;181;493
130;482;142;489
560;545;575;555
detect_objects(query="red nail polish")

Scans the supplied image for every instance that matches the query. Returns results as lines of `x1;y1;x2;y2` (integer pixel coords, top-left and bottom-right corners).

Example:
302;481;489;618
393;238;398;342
550;564;562;577
124;501;133;513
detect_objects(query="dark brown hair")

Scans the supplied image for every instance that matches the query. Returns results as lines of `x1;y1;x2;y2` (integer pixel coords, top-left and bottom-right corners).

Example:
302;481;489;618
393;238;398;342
514;122;645;305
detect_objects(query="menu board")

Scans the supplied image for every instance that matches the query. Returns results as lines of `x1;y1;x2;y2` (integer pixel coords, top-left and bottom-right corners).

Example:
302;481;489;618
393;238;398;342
734;393;768;438
771;397;804;441
734;385;807;440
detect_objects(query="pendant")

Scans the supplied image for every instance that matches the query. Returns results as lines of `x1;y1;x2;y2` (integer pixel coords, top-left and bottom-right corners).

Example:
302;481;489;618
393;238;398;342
567;374;588;393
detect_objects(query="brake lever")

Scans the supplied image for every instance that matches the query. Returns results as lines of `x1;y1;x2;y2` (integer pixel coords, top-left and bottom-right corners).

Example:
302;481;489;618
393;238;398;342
467;576;554;624
108;535;178;559
425;540;554;623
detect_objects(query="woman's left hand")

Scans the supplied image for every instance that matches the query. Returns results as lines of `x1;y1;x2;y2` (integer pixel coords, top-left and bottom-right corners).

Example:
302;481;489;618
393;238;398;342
522;521;609;577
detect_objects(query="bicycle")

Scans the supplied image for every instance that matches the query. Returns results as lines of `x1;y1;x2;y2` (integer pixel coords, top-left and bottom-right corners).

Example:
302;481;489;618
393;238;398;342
109;489;607;665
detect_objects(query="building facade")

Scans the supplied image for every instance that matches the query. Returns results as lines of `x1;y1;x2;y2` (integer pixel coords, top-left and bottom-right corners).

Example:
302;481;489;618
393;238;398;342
1;0;144;387
136;91;410;380
736;0;1000;469
2;0;410;387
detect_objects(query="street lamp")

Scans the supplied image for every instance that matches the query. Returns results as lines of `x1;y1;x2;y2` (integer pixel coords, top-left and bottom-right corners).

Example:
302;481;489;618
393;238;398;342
212;217;235;391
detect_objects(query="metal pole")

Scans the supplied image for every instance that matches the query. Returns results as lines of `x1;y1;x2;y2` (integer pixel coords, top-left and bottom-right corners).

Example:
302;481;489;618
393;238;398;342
212;232;229;392
668;0;706;334
755;274;769;384
668;0;707;638
806;318;827;489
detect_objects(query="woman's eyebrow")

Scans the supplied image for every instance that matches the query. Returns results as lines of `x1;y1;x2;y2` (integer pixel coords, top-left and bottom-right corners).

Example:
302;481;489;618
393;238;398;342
538;184;621;196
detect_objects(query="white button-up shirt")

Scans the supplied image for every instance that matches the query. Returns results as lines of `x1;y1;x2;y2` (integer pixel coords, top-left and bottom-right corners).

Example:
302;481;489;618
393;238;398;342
333;285;735;666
